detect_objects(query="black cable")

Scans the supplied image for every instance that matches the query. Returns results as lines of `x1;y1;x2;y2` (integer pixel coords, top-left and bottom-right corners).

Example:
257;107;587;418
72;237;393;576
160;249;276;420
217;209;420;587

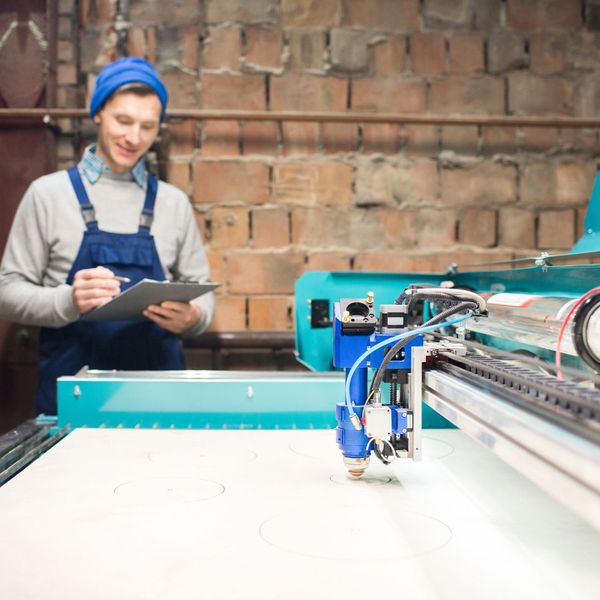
369;300;477;398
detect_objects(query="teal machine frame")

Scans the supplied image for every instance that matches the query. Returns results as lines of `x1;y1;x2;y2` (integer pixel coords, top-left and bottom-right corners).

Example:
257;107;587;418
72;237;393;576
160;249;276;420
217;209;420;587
55;173;600;431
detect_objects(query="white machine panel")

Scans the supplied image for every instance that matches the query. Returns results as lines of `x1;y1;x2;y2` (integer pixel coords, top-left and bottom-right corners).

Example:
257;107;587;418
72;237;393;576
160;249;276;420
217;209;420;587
0;428;598;599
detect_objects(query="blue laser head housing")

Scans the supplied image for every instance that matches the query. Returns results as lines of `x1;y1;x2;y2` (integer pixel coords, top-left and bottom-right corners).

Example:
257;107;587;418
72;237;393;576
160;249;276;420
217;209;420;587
333;295;424;477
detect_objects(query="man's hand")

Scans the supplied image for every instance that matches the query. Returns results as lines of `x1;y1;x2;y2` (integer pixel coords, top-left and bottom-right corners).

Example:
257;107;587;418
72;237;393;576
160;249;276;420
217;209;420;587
71;266;121;314
143;301;203;335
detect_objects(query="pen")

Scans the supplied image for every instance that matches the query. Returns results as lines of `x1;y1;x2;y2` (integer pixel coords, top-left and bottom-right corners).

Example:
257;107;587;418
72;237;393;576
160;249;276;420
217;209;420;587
113;275;131;283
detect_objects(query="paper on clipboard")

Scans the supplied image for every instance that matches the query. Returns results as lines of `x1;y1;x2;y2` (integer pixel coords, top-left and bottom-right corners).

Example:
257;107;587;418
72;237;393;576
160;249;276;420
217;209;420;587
81;278;219;321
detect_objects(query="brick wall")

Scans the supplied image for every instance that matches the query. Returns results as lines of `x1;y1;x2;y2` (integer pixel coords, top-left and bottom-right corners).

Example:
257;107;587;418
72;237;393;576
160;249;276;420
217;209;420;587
56;0;600;333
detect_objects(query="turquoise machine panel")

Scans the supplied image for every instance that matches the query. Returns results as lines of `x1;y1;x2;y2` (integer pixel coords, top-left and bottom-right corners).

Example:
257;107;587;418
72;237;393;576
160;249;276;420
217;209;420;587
572;171;600;253
57;371;343;430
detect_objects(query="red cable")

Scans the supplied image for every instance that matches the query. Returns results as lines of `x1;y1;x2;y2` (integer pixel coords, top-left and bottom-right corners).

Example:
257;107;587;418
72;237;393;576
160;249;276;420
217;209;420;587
555;286;600;379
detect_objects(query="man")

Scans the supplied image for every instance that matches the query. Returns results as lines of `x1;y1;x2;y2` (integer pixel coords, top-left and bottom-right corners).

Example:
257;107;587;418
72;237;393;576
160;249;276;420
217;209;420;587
0;57;214;415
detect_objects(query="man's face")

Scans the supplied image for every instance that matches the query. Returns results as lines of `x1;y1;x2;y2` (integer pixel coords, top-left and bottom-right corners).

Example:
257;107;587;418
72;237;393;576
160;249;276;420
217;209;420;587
93;92;162;174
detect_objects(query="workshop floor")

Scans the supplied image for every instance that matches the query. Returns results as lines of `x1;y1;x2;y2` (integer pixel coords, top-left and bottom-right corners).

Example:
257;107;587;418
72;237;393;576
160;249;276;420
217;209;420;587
0;428;598;599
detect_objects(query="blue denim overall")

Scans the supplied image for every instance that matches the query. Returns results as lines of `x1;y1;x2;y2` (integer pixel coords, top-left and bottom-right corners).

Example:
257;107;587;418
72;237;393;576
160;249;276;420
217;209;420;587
36;166;185;415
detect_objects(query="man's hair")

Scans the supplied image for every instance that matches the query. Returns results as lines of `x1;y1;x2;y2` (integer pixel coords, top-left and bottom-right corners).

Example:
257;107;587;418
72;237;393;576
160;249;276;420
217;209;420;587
110;82;157;100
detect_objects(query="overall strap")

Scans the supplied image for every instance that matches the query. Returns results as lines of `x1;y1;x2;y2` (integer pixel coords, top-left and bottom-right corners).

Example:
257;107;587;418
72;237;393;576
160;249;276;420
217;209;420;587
67;166;98;232
139;174;158;232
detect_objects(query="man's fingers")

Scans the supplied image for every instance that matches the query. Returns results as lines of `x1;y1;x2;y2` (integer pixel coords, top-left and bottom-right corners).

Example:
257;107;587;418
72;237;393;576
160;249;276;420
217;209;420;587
74;277;120;292
74;266;115;281
74;287;117;300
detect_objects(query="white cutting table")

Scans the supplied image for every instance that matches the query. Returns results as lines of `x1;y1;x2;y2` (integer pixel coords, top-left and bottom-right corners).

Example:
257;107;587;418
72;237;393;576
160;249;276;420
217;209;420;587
0;428;598;600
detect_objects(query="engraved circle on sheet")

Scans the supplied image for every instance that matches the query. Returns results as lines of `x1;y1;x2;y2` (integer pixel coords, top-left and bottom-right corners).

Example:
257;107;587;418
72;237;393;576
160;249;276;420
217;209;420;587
113;477;225;506
259;505;453;560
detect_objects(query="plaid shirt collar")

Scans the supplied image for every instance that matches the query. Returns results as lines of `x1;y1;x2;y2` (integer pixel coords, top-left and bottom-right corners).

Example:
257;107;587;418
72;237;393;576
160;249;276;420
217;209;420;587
79;144;147;188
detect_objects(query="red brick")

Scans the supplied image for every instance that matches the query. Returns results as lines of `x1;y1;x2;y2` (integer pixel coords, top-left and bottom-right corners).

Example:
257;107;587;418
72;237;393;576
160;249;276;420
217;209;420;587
128;0;202;26
305;252;352;271
57;39;74;63
273;162;353;206
281;0;341;27
530;33;567;76
441;126;478;155
488;31;527;74
448;33;484;74
146;28;156;63
506;0;582;30
481;126;517;155
166;161;191;194
200;120;240;157
285;29;327;72
411;209;456;248
353;252;435;273
209;207;249;249
355;159;439;206
375;209;417;249
58;64;77;86
362;124;400;154
577;207;588;237
576;129;599;153
521;162;595;207
291;207;352;247
168;119;197;155
193;161;270;204
556;163;596;206
352;77;426;113
161;69;197;108
244;27;283;71
80;0;116;25
251;207;290;248
372;37;407;76
180;28;199;70
342;0;420;31
242;121;279;155
281;122;320;156
58;0;75;15
574;72;600;118
203;26;241;70
127;27;145;58
559;128;577;147
248;296;291;330
205;250;225;288
441;162;517;207
330;28;369;73
270;74;347;111
409;33;445;75
508;72;571;116
200;73;265;110
498;208;536;249
322;123;359;153
521;128;560;153
538;210;576;249
205;0;276;23
458;208;497;247
209;295;247;331
227;252;305;293
401;125;440;156
430;76;504;115
520;163;556;206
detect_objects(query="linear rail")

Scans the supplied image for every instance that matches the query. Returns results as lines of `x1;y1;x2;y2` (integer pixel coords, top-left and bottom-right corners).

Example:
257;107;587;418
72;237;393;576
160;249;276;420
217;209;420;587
423;351;600;531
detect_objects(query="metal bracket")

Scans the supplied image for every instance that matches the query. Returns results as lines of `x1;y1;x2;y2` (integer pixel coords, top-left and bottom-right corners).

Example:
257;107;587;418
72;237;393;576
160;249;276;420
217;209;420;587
534;251;552;272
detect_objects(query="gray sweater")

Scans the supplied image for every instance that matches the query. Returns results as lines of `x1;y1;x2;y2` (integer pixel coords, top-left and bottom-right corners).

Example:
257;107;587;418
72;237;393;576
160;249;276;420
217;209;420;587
0;168;214;336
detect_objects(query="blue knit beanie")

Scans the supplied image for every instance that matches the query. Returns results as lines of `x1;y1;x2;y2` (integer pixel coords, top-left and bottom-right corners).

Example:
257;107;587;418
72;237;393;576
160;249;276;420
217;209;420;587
89;57;168;122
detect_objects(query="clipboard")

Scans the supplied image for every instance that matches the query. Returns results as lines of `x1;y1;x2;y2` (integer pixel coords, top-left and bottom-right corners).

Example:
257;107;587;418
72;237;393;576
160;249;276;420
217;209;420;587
81;279;219;321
